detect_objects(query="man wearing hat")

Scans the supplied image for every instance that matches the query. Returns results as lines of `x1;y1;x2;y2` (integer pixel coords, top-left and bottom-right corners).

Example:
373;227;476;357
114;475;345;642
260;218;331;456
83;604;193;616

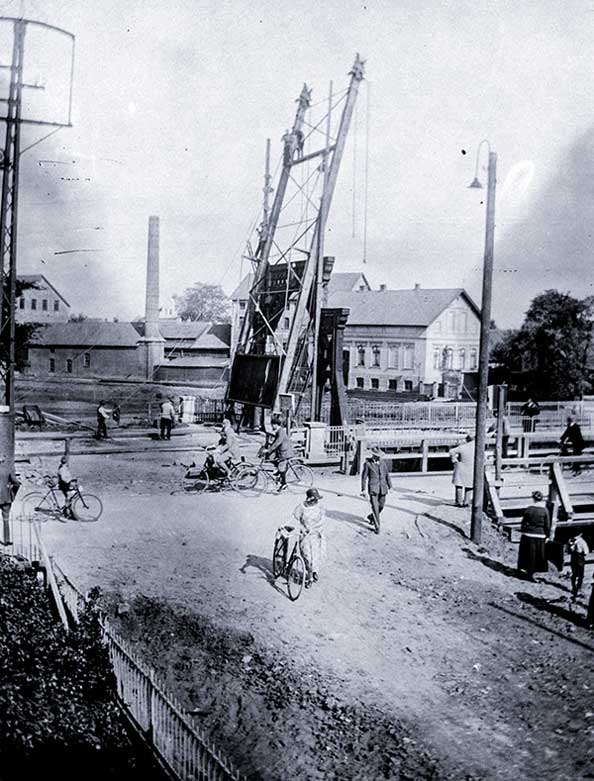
294;487;326;587
360;446;392;534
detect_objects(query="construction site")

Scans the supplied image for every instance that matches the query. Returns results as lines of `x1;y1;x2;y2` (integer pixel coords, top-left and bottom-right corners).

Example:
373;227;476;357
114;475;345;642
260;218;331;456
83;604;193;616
1;5;594;781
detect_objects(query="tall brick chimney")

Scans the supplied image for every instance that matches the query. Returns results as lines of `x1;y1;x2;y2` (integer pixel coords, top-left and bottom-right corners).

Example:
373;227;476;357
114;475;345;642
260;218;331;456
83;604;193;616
137;215;165;379
145;216;161;339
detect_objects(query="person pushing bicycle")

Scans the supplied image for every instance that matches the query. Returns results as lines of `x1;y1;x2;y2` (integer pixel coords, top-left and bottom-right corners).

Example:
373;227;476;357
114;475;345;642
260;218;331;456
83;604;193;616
293;487;326;588
58;456;76;519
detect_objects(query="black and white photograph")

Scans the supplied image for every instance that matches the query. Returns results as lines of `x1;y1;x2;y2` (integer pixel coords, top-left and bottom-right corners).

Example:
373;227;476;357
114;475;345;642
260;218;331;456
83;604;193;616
1;2;594;779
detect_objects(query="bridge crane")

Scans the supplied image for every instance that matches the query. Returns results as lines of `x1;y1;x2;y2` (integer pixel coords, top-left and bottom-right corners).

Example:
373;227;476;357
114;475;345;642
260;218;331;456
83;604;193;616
227;54;365;425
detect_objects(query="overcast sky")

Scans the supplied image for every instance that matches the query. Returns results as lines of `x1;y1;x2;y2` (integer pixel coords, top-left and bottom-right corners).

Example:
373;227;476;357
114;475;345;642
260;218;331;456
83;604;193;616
2;0;593;326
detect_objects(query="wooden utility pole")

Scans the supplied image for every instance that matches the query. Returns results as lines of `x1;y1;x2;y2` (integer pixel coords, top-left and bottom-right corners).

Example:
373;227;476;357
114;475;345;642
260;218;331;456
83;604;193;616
471;151;497;545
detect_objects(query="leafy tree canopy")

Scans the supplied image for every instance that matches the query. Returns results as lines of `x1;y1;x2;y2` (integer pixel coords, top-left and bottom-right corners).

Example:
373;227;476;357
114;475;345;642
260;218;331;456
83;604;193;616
491;290;594;400
173;283;230;323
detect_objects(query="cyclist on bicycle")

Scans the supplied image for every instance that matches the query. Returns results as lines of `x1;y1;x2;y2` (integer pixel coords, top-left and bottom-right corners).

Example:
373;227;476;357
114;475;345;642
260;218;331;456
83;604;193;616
57;456;76;519
263;417;292;492
212;419;240;477
293;487;326;588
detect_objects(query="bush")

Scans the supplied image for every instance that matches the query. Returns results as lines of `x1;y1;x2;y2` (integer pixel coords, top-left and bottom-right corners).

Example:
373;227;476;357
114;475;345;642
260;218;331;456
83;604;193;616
0;559;139;778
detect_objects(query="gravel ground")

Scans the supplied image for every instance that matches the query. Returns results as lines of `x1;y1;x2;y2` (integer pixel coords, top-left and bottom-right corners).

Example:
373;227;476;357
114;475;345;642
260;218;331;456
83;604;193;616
20;446;594;781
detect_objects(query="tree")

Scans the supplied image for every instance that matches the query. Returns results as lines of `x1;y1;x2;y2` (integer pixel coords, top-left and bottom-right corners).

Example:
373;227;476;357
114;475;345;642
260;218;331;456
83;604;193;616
491;290;594;399
173;283;230;323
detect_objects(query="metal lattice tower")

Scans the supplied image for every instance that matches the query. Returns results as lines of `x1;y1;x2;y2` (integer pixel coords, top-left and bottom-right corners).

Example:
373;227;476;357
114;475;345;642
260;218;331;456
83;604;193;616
228;54;365;419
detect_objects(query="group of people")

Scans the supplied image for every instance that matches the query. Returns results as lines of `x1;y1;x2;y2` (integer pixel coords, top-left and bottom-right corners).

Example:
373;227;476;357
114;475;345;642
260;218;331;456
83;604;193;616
517;490;594;623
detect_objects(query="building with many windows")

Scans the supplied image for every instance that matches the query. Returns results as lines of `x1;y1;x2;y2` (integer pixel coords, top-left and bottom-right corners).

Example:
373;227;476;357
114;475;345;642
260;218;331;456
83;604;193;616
328;284;480;398
16;274;70;324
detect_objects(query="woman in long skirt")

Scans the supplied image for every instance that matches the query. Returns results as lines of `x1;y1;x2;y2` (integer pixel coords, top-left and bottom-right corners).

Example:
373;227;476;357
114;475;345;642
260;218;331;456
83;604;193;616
294;487;326;588
517;490;550;581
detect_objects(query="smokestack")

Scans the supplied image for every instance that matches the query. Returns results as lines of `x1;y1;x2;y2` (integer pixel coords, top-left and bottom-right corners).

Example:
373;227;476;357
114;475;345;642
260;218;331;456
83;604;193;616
137;215;165;380
145;215;160;338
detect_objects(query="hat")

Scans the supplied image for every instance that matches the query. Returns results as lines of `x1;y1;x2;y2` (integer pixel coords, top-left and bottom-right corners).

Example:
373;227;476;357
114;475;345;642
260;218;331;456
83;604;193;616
370;446;382;456
532;490;544;502
305;487;321;503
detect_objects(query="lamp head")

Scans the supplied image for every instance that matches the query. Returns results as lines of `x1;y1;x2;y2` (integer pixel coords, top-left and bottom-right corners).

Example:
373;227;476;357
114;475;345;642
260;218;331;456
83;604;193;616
468;177;483;189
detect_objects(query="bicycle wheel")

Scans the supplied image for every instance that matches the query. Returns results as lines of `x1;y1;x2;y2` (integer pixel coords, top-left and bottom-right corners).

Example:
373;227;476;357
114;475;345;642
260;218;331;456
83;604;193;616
21;491;54;522
272;536;287;578
71;493;103;522
285;462;314;492
232;466;267;495
186;468;210;494
287;554;306;601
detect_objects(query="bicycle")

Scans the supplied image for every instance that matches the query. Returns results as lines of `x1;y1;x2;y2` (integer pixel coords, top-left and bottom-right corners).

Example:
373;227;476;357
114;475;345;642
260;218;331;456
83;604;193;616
178;453;259;495
22;476;103;523
272;525;307;601
234;451;314;496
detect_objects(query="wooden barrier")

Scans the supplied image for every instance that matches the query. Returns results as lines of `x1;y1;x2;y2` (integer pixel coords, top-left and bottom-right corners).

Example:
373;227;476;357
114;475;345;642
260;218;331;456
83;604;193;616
485;456;594;541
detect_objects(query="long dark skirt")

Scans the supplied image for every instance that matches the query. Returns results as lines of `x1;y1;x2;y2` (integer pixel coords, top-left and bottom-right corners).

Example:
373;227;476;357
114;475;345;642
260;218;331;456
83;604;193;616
517;535;548;575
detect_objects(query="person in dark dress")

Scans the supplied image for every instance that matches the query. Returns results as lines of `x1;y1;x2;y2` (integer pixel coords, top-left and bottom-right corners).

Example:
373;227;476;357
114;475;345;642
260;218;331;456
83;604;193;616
560;416;586;475
517;490;550;581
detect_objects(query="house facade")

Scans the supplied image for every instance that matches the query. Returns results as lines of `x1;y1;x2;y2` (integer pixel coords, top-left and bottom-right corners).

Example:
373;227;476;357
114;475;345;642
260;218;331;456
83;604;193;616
17;274;70;324
328;286;480;398
27;322;144;379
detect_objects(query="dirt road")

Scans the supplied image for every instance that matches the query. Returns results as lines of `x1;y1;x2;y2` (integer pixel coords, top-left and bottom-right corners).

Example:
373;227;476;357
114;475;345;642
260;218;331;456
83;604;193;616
24;450;594;780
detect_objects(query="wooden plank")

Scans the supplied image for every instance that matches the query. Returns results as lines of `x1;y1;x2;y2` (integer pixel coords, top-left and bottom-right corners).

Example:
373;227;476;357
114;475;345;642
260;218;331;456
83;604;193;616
484;472;504;522
551;461;573;522
421;439;429;473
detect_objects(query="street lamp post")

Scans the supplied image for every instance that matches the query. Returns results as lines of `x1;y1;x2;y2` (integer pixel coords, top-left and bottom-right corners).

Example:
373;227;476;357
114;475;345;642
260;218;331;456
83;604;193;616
469;143;497;545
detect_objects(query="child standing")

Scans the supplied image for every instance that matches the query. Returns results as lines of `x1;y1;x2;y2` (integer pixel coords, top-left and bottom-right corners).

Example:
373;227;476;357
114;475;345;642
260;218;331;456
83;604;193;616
568;533;589;601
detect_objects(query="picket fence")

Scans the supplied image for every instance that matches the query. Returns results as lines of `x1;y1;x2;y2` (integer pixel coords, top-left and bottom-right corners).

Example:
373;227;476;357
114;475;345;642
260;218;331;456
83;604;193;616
7;513;244;781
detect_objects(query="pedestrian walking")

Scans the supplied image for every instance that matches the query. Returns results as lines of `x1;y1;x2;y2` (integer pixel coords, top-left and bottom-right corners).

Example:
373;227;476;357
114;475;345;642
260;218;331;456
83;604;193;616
520;398;540;433
159;397;176;440
0;455;20;546
449;433;475;507
568;533;589;600
294;487;326;588
560;416;586;475
360;446;392;534
517;490;550;581
96;400;111;439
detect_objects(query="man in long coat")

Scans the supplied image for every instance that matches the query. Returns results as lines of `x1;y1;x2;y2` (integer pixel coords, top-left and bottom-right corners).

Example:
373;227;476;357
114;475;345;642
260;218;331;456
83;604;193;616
449;434;475;507
360;446;392;534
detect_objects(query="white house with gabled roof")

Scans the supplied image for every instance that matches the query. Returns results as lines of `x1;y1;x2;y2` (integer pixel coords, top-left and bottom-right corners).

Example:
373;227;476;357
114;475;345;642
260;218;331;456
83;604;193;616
328;284;480;398
17;274;70;324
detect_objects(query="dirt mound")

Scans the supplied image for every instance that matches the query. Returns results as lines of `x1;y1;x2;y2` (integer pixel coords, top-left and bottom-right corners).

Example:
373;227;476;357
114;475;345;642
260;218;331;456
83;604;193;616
109;593;449;780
